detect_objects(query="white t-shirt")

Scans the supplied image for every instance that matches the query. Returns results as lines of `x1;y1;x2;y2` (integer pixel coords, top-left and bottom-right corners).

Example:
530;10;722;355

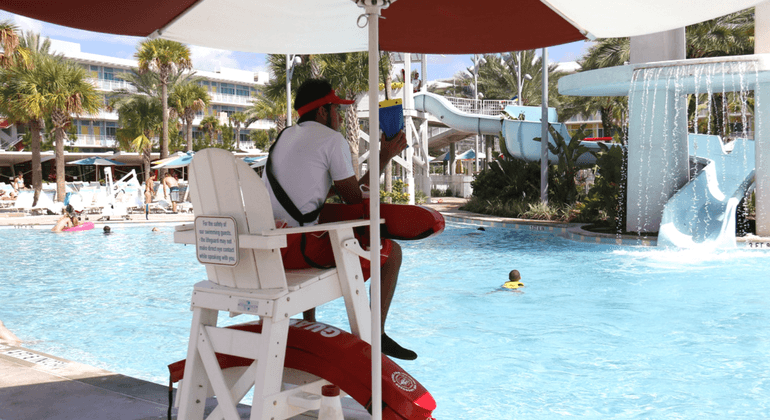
263;121;354;227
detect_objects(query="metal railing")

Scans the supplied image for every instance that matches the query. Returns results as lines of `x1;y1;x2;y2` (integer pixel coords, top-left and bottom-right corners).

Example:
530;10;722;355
209;92;254;105
444;97;518;116
88;78;137;93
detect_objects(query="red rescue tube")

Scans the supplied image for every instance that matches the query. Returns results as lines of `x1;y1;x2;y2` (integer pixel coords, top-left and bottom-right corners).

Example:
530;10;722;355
168;320;436;420
319;203;444;241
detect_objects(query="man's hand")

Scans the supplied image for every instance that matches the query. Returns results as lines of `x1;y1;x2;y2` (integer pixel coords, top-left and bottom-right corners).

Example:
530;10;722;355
380;130;408;162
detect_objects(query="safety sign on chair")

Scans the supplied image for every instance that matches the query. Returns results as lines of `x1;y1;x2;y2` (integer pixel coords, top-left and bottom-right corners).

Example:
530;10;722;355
194;215;239;266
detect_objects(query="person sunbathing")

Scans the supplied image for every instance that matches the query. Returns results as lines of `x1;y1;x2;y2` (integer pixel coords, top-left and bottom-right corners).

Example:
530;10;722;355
0;190;15;201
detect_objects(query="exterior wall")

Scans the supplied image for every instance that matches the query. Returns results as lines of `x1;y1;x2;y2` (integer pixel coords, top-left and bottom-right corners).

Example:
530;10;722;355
430;174;474;198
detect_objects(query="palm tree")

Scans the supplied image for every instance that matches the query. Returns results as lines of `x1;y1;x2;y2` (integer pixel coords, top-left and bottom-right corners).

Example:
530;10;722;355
247;92;288;136
36;56;101;201
0;25;41;204
477;50;566;108
169;82;210;152
199;115;221;147
135;39;192;170
0;21;31;69
0;64;45;205
318;52;370;179
18;30;52;56
112;95;163;180
228;111;248;150
262;53;320;107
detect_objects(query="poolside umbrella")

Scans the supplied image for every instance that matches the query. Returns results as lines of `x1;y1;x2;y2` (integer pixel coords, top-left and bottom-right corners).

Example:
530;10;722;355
68;156;125;182
0;0;760;55
6;1;764;417
151;151;187;168
151;151;194;169
244;156;268;168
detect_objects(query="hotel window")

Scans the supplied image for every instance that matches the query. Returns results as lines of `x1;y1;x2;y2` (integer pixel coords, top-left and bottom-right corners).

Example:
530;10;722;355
105;122;117;138
236;85;250;97
220;83;235;95
89;65;100;79
103;67;116;80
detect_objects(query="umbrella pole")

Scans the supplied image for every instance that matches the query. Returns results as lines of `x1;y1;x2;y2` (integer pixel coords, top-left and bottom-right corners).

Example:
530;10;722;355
360;2;384;420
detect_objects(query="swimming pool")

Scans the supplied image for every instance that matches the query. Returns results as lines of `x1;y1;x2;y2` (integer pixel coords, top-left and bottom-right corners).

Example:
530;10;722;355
2;223;770;419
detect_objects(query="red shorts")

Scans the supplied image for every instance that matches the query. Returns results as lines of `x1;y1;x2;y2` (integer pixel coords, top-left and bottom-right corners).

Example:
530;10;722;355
281;230;392;280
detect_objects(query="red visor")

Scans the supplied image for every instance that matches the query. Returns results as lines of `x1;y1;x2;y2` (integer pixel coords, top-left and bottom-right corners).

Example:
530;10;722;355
296;90;354;117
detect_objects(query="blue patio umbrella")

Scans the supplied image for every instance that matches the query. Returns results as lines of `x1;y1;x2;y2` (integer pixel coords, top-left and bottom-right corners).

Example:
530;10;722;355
243;156;268;168
152;151;194;169
68;156;125;181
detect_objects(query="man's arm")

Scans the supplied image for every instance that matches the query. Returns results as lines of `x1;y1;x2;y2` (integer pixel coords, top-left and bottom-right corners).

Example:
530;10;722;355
332;131;408;204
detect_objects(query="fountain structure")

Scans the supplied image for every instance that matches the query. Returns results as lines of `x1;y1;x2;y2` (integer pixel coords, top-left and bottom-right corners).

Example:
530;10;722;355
560;54;770;248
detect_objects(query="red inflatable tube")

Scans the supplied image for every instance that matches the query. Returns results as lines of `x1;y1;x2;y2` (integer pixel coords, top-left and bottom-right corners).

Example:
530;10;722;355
319;203;445;241
169;320;435;420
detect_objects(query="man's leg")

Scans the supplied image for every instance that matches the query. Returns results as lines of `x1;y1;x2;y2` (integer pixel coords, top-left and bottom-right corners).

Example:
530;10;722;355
379;242;417;360
379;241;401;328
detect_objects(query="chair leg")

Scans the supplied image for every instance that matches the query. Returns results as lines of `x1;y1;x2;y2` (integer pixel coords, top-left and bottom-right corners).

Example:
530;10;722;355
177;307;218;420
250;317;290;420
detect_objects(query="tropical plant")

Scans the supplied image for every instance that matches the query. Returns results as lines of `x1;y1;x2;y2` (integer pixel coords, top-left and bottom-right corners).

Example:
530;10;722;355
135;39;192;169
249;129;271;151
112;95;162;179
471;156;541;201
36;56;102;201
247;91;289;135
229;111;248;150
318;52;371;179
169;81;210;152
19;30;52;56
533;124;591;204
262;53;320;106
199;115;221;147
0;21;31;69
477;50;566;108
575;141;627;229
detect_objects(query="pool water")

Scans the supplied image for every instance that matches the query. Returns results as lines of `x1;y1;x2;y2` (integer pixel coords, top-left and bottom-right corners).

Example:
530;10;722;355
2;223;770;419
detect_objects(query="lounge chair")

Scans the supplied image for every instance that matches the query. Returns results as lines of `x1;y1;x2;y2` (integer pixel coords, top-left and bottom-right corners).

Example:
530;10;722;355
172;148;373;420
3;190;61;215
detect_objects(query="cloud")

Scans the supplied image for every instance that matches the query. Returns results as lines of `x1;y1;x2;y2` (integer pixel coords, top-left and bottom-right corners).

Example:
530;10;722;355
189;45;239;72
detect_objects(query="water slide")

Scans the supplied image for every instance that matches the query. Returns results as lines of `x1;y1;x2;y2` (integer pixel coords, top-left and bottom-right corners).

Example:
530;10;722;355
413;92;605;165
657;134;755;248
415;92;756;248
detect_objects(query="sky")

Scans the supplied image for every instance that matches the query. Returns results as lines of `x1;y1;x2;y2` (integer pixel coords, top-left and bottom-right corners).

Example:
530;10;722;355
0;10;593;82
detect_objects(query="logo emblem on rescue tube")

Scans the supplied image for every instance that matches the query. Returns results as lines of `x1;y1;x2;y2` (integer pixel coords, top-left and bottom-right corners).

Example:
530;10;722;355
391;371;417;392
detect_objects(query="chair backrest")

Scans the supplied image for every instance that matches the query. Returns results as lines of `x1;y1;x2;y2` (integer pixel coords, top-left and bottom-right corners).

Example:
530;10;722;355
189;148;287;290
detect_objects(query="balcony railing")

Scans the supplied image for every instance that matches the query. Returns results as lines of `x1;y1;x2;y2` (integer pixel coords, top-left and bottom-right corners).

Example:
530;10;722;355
88;78;137;93
209;92;254;105
70;135;119;148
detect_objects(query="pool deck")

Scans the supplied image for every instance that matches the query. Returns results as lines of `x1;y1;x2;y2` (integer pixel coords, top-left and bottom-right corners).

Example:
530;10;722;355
3;197;770;420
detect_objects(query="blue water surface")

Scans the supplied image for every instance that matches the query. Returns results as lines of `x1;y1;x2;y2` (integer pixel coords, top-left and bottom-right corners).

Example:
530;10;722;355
2;222;770;419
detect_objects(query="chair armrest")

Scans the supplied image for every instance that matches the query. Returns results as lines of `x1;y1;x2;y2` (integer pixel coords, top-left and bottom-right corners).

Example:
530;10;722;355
260;219;384;236
174;223;287;249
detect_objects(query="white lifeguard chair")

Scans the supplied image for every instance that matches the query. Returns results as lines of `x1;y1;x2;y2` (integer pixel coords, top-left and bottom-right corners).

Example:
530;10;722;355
173;148;373;420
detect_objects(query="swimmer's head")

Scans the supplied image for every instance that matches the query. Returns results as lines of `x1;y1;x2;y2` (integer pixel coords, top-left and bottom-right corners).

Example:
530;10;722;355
103;226;111;233
509;270;521;281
